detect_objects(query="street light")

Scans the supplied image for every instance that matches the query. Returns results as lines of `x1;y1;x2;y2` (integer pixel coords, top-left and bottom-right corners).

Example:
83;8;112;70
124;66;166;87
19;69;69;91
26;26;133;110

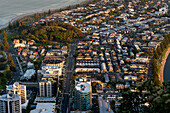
107;99;111;112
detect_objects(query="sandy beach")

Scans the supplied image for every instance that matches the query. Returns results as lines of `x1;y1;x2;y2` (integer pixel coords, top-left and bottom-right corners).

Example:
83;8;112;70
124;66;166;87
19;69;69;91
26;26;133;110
159;47;170;84
0;12;33;30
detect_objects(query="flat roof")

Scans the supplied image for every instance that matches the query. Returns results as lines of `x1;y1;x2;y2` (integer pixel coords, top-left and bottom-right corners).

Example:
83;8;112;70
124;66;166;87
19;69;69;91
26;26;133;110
0;93;20;101
30;103;55;113
75;82;90;93
34;97;56;103
41;66;61;70
7;82;25;91
23;69;35;77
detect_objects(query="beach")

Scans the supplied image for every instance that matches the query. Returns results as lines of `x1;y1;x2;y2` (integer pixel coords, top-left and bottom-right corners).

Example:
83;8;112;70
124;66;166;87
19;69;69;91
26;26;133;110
0;0;87;30
164;54;170;82
159;47;170;84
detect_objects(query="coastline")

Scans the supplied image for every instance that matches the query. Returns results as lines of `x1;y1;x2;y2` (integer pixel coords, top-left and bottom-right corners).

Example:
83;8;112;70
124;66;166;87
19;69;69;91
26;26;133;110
159;47;170;84
0;12;36;30
0;0;91;30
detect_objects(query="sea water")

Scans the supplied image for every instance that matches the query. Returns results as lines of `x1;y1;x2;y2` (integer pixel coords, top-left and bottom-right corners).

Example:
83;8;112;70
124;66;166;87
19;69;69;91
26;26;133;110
0;0;84;28
164;54;170;82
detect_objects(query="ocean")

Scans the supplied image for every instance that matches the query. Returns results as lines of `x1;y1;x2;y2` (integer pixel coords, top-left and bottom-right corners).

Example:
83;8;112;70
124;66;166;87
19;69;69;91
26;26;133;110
0;0;84;29
164;54;170;82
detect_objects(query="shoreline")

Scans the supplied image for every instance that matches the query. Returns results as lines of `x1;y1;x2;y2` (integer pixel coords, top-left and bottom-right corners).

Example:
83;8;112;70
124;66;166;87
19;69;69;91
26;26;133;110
0;0;91;30
0;12;37;30
159;47;170;84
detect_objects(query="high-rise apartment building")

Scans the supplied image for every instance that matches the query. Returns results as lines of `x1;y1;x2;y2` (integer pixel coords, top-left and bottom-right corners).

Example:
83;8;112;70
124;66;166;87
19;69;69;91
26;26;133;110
6;82;27;104
0;93;22;113
74;77;92;111
39;76;57;97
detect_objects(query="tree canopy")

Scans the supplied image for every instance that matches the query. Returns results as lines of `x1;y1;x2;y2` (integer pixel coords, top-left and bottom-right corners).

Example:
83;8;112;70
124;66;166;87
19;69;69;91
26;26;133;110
2;30;10;51
13;21;83;45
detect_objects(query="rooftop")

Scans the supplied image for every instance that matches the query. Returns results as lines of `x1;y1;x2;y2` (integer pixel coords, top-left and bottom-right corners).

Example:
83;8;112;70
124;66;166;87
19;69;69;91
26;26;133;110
41;66;61;70
0;93;20;101
7;82;25;91
34;97;56;103
30;103;55;113
75;82;91;93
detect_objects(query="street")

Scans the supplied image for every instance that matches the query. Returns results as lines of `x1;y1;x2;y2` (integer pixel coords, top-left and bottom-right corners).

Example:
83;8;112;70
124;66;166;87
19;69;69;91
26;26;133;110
61;43;76;113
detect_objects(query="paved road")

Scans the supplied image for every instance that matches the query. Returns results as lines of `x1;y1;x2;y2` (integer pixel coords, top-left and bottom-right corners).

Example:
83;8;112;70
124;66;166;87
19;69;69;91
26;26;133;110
147;56;153;78
61;43;76;113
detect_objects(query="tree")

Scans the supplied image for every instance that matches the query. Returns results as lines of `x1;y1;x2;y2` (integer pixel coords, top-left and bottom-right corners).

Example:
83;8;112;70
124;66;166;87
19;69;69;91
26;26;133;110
157;46;162;55
3;30;7;38
118;91;143;113
152;58;157;67
10;60;16;72
163;41;167;48
110;100;115;112
3;30;10;51
153;74;160;86
34;13;38;19
48;9;51;14
8;21;13;30
43;34;48;40
6;66;12;78
0;42;3;50
16;20;20;27
160;43;165;51
49;36;53;41
107;81;116;88
7;53;13;62
142;81;170;113
118;80;170;113
14;21;83;45
66;37;72;43
154;51;159;59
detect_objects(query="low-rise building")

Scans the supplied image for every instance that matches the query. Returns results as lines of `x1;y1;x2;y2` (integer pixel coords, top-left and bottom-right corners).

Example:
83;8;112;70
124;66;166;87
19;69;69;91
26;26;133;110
30;103;56;113
38;66;62;79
